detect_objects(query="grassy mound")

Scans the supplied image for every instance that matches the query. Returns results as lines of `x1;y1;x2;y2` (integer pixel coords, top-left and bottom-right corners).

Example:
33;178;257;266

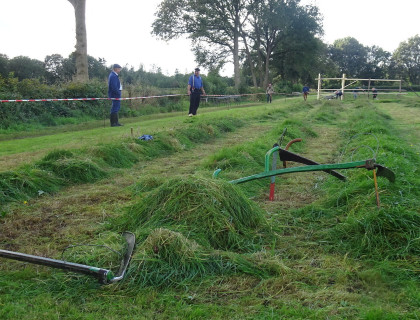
119;177;270;251
37;157;107;184
0;166;63;204
91;144;139;168
127;228;272;287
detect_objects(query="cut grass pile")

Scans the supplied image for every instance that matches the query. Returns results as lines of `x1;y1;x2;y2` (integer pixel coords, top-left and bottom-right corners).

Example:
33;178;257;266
118;177;270;251
0;166;63;205
126;228;275;288
0;117;245;211
88;177;279;287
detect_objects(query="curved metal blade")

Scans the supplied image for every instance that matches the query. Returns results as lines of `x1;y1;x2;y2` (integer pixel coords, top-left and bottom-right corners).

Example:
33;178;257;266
375;165;396;182
278;148;347;181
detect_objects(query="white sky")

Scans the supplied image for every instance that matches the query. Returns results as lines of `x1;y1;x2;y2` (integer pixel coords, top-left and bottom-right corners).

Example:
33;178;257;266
1;0;419;76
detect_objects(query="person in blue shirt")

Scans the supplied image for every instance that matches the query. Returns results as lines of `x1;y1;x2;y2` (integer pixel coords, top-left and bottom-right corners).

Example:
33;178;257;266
302;85;310;101
187;68;206;116
108;64;123;127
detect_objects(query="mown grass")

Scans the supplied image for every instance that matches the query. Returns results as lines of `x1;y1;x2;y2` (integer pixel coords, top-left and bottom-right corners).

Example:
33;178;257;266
0;96;419;319
0;116;247;211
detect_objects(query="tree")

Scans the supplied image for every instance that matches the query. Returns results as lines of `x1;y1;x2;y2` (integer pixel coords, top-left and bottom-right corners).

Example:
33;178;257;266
329;37;368;78
152;0;252;89
45;54;66;84
391;35;420;85
360;45;391;79
67;0;89;82
0;54;9;78
248;0;322;87
8;56;45;81
88;56;108;80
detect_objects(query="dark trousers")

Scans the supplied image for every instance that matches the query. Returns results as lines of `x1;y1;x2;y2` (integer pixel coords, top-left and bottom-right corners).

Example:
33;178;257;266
110;100;121;114
189;91;201;115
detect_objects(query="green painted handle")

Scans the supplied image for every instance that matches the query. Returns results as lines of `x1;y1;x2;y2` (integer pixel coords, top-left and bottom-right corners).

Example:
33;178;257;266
230;160;368;184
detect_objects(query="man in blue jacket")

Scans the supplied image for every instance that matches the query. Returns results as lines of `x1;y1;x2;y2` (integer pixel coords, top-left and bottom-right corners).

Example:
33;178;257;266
302;85;310;101
108;64;123;127
187;68;206;116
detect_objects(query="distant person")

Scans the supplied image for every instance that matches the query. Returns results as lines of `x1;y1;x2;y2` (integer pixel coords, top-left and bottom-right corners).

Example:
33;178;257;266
302;85;310;101
187;68;206;116
372;87;378;99
353;88;358;99
266;83;274;103
108;64;123;127
335;90;343;99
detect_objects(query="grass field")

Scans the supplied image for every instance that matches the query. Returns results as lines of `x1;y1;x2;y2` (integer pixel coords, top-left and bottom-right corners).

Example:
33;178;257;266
0;94;419;319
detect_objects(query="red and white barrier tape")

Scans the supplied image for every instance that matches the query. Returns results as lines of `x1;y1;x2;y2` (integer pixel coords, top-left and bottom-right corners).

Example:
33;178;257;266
0;94;185;103
0;93;263;103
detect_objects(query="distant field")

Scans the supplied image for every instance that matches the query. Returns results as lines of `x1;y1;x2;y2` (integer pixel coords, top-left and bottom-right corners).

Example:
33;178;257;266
0;95;419;320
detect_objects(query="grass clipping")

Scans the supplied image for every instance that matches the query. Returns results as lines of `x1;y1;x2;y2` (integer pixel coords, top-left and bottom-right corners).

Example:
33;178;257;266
121;177;270;251
127;228;274;287
117;177;275;287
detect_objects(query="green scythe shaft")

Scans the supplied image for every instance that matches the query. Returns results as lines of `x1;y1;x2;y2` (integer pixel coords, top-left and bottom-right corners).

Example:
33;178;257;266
230;160;368;184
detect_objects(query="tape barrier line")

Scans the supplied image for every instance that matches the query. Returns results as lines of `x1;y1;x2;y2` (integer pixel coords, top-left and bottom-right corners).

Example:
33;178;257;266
0;94;185;103
0;93;264;103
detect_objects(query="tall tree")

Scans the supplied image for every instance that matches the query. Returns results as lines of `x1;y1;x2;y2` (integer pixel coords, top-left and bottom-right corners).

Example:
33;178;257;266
152;0;252;89
67;0;89;82
390;35;420;85
328;37;367;78
247;0;322;87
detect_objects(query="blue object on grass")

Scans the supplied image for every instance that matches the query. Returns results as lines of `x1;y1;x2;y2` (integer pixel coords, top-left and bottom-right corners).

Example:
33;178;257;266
139;135;153;141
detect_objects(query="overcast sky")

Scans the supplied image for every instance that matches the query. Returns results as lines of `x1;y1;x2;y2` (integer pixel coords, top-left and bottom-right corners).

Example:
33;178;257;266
1;0;419;76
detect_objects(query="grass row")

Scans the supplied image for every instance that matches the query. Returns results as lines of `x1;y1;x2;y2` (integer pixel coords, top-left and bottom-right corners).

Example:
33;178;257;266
0;116;245;213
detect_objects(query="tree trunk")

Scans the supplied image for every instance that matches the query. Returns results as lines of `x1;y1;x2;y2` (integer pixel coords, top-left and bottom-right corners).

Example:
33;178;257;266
242;33;258;88
263;43;272;88
232;5;241;90
233;28;241;89
68;0;89;82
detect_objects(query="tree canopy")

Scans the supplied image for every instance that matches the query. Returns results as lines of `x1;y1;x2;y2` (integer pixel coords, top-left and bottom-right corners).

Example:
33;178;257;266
152;0;322;89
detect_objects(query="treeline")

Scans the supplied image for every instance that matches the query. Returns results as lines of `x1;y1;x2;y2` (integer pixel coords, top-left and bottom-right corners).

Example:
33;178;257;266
0;35;418;92
0;31;419;131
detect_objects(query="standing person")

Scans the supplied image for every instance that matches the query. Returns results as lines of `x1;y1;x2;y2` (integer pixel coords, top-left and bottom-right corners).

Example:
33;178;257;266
302;84;310;101
353;88;358;99
108;64;123;127
188;68;206;116
266;83;274;103
372;87;378;99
